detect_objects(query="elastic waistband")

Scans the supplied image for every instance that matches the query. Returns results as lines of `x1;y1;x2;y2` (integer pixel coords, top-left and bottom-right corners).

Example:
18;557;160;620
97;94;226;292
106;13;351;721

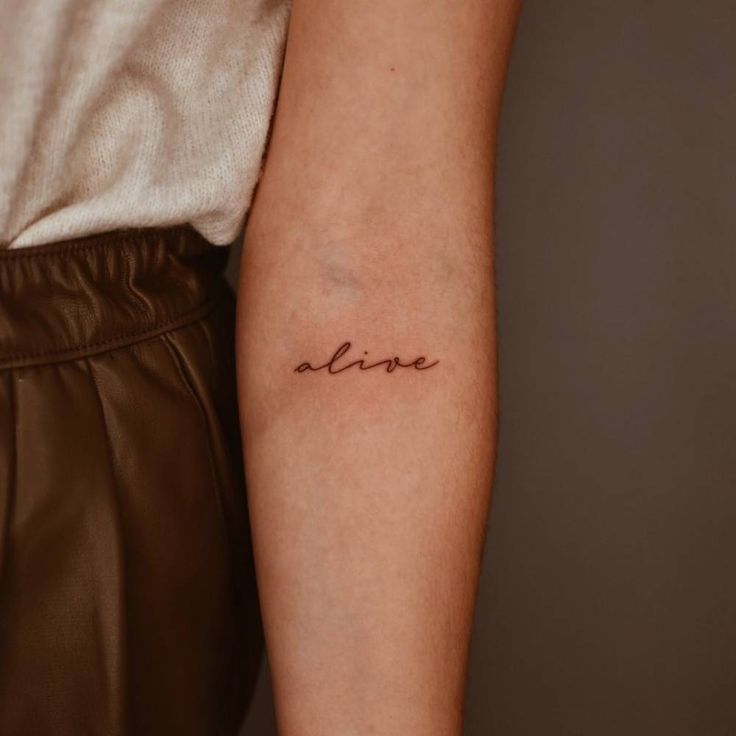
0;227;231;369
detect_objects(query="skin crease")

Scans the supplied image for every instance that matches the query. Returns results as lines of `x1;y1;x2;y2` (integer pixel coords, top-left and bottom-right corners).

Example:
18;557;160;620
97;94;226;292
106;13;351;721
235;2;521;735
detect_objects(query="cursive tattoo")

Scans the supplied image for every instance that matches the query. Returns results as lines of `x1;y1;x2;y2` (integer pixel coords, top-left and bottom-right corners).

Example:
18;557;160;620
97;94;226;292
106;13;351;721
295;341;439;375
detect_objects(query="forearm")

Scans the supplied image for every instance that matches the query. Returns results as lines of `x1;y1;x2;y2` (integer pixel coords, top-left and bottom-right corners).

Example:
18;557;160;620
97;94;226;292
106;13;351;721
236;2;519;733
238;262;495;735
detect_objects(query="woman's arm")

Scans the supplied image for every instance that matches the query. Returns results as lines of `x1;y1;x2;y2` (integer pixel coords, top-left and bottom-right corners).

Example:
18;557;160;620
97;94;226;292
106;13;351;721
236;2;520;733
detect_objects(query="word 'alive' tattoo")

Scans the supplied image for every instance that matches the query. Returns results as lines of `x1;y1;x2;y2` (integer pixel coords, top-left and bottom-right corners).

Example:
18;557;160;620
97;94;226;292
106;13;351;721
295;341;439;375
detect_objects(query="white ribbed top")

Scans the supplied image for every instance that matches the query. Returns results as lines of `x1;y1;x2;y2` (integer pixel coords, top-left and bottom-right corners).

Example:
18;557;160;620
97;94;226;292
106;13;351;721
0;0;291;249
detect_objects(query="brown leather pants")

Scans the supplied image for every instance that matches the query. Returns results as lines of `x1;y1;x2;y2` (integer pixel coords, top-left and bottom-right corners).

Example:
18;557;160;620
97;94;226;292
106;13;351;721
0;228;262;735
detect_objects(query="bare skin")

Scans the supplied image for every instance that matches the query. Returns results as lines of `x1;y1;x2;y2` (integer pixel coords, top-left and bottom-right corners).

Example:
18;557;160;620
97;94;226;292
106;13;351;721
235;2;521;734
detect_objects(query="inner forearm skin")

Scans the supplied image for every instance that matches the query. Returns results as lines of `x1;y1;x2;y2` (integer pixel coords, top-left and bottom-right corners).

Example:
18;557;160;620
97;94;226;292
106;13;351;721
237;243;497;735
235;1;519;733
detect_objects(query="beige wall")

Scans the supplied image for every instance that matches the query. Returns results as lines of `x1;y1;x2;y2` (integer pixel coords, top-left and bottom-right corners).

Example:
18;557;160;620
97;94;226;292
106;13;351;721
240;1;736;733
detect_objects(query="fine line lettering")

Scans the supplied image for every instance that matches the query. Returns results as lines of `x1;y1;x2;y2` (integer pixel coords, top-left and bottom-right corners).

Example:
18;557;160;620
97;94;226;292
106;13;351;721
294;341;439;375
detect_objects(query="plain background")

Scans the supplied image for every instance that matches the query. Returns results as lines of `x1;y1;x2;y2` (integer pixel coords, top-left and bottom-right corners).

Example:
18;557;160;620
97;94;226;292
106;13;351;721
236;1;736;733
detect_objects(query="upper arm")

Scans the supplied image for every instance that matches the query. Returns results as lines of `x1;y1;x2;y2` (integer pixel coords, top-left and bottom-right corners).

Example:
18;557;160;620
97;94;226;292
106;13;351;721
246;0;522;237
